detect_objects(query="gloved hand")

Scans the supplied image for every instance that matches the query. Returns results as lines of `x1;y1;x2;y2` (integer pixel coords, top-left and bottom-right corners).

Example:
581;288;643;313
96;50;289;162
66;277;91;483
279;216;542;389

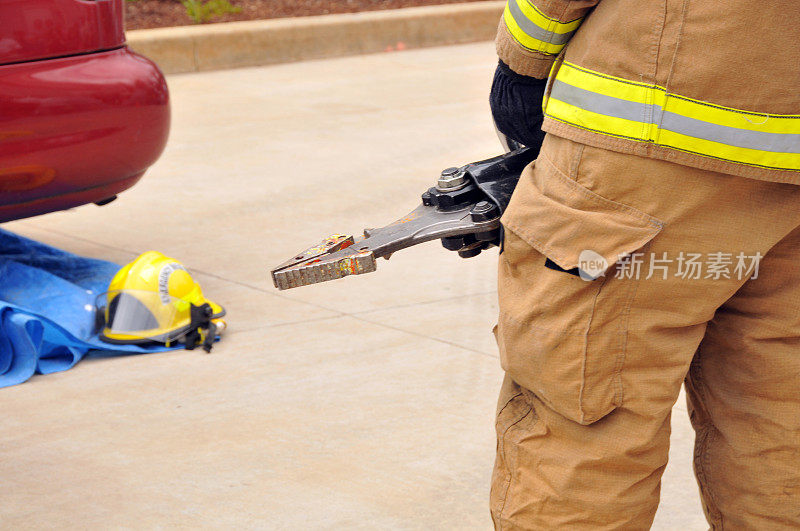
490;60;548;154
440;62;549;258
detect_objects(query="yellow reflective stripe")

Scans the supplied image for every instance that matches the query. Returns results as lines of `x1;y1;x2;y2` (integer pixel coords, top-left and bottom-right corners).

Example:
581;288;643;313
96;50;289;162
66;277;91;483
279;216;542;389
503;1;583;56
665;95;797;136
658;130;800;171
515;0;583;35
555;62;652;103
545;62;800;171
556;63;800;136
503;7;564;55
545;97;647;140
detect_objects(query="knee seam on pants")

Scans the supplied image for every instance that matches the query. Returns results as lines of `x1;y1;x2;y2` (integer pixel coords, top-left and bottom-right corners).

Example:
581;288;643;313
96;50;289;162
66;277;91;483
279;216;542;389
497;391;524;420
696;425;723;529
494;391;525;501
690;357;725;529
495;397;536;529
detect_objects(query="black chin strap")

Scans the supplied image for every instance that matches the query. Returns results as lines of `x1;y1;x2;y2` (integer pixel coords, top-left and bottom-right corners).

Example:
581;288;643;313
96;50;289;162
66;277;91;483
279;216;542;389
184;303;217;353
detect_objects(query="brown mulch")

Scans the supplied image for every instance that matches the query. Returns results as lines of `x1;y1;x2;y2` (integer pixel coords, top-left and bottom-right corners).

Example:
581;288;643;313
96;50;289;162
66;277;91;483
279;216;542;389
126;0;489;30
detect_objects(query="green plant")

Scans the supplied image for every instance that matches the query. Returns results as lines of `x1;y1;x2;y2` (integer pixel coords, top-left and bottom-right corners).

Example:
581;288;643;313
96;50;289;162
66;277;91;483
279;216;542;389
181;0;241;24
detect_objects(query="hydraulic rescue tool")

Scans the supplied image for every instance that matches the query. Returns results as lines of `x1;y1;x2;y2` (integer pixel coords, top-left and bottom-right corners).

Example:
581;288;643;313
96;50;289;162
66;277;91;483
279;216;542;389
271;146;536;290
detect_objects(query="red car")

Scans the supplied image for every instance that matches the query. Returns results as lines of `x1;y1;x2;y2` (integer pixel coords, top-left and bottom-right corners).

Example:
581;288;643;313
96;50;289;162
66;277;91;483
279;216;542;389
0;0;169;222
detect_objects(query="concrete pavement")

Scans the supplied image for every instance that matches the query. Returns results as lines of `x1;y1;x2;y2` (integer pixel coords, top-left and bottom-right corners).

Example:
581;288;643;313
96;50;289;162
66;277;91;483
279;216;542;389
1;43;706;529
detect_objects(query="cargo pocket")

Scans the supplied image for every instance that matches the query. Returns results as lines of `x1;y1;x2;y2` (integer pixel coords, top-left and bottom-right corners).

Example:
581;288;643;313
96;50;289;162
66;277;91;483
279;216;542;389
496;154;663;425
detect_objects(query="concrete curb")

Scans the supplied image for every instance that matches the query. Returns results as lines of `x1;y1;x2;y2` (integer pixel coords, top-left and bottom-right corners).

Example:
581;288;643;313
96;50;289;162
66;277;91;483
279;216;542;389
126;2;504;75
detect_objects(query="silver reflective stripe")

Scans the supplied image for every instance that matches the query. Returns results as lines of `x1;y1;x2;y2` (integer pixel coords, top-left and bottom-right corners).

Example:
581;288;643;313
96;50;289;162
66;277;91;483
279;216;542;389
507;0;576;46
550;80;800;154
551;80;651;122
660;112;800;155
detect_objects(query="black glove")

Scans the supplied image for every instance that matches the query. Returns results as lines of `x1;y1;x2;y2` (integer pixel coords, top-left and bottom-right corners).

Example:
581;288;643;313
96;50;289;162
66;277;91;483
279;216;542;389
490;60;548;154
439;62;549;259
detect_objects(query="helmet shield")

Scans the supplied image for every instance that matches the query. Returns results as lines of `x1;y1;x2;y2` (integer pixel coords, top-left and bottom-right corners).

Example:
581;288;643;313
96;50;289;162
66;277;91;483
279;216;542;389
97;289;195;344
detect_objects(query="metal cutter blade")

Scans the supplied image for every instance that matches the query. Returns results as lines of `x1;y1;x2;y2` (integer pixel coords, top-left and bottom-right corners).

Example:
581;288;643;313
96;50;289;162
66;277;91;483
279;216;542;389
271;201;498;290
272;237;377;290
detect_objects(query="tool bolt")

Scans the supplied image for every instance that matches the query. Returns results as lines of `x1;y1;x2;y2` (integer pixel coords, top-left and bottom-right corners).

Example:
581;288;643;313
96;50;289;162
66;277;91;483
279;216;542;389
437;167;467;190
470;200;499;222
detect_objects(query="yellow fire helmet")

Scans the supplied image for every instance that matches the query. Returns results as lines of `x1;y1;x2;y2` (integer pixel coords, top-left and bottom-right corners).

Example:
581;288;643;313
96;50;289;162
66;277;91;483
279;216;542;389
97;251;225;351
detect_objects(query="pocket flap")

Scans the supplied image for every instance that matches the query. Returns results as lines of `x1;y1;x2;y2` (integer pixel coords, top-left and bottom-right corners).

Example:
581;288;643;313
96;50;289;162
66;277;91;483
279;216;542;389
501;157;664;275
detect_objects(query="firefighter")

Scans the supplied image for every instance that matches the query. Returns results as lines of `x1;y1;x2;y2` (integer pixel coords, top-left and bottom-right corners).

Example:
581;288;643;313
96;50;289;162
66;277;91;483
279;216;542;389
488;1;800;528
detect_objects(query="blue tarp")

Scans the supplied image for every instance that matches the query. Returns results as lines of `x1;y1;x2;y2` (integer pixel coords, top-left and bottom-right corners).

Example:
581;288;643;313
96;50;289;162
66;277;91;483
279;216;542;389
0;229;175;388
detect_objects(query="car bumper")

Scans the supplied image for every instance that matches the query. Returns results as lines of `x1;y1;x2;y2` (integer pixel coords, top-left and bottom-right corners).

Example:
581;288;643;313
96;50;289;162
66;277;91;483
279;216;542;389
0;46;170;222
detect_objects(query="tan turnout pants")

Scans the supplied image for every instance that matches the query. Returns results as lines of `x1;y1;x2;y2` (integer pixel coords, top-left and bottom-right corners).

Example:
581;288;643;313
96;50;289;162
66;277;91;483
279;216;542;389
492;134;800;530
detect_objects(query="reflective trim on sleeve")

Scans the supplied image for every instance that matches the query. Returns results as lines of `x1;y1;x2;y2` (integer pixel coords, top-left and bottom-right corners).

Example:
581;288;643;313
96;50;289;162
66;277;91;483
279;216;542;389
545;62;800;171
503;0;583;56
